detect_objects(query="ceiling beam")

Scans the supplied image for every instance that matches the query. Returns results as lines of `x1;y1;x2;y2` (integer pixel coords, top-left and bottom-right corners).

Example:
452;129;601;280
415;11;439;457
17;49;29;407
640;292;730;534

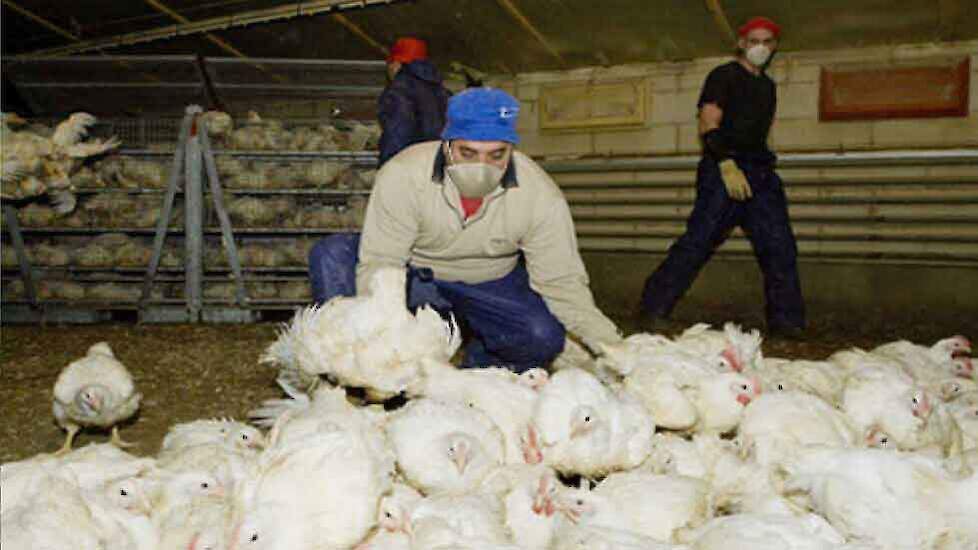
2;0;79;42
331;13;389;57
24;0;402;57
2;0;164;83
144;0;249;58
703;0;737;45
493;0;565;67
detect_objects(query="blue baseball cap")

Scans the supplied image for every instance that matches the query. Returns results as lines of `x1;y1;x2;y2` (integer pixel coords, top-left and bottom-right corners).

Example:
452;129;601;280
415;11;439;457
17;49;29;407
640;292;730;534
441;87;520;144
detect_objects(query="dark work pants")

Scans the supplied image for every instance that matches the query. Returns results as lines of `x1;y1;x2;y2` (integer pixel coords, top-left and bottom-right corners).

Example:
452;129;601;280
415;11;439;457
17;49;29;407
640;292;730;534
308;234;565;372
639;154;806;330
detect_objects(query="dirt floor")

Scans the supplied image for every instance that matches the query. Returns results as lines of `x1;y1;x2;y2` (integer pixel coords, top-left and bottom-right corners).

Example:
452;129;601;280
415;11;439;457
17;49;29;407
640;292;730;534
1;307;974;463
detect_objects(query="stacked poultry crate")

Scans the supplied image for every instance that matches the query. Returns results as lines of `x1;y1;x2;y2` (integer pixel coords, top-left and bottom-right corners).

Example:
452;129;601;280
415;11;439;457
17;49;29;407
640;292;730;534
1;114;184;321
1;113;380;322
201;115;379;315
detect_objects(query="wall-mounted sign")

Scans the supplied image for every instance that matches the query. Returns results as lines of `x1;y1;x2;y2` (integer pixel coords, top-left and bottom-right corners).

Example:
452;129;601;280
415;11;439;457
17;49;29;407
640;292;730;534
539;79;647;130
819;57;970;121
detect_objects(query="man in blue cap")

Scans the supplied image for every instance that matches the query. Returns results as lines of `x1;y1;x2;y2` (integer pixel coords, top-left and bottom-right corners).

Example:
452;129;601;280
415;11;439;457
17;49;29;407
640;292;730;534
308;87;622;371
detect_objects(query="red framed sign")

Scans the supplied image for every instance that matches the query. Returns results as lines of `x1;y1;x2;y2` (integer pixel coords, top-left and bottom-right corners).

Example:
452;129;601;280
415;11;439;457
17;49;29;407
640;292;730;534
819;57;970;121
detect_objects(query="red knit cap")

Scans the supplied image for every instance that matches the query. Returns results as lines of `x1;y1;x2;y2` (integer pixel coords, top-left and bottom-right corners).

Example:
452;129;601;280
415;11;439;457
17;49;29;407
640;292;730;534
387;37;428;63
738;16;781;39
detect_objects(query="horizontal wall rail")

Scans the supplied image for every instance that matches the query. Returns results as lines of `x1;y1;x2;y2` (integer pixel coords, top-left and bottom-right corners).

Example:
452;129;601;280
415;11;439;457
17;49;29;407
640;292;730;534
545;149;978;265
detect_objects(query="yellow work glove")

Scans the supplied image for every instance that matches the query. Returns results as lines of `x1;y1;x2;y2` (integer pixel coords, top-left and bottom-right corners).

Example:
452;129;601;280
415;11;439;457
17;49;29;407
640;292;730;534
719;159;752;201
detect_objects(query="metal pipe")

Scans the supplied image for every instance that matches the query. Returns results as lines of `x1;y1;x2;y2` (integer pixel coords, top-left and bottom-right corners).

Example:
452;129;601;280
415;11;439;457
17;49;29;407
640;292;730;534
703;0;737;45
494;0;566;67
144;0;249;58
542;149;978;173
563;184;978;204
24;0;403;57
2;0;79;42
331;13;390;57
578;237;978;260
553;167;978;188
14;81;385;95
569;203;978;222
575;221;978;242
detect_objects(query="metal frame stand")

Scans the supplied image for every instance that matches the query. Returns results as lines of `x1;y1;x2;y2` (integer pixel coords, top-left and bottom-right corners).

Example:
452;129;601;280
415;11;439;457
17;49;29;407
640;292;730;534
140;104;249;323
3;203;38;307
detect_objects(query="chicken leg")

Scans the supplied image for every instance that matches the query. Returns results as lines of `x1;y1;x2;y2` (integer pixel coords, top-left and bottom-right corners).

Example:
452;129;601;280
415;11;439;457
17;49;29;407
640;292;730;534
110;426;136;448
55;424;80;456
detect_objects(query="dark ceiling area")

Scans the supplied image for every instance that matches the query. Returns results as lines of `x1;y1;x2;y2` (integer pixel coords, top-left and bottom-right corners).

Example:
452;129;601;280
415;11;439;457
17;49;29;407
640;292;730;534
3;0;978;75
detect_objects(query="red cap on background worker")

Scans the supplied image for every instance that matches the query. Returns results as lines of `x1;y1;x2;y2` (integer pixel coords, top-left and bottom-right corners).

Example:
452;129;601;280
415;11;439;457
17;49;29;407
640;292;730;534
377;37;451;166
386;37;428;80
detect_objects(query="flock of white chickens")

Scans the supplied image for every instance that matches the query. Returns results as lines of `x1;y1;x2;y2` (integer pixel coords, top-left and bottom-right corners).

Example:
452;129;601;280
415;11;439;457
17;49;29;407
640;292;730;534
2;267;977;550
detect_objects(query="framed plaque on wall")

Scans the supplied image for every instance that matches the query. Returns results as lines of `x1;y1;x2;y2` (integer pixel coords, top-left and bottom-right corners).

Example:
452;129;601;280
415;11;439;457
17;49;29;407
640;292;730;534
539;79;647;130
819;57;970;121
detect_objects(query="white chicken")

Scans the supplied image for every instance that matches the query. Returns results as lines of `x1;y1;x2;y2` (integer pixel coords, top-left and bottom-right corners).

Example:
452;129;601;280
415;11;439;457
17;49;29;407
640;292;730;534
556;471;710;543
531;368;653;477
2;112;119;213
782;447;978;548
228;416;394;550
607;341;760;433
672;322;764;373
159;418;264;458
686;513;845;550
414;367;547;464
872;335;972;366
52;342;142;453
1;472;108;549
262;267;461;401
642;432;741;482
156;444;258;497
737;392;858;467
478;464;562;550
754;358;846;405
403;492;511;547
841;362;964;460
386;398;505;495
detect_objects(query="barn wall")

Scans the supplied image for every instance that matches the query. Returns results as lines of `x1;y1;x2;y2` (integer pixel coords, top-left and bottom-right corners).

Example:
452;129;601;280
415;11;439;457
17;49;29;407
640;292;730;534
486;40;978;321
490;40;978;158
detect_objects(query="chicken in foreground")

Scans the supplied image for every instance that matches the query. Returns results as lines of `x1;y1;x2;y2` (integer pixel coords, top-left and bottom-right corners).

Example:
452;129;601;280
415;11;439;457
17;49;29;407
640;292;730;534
52;342;141;453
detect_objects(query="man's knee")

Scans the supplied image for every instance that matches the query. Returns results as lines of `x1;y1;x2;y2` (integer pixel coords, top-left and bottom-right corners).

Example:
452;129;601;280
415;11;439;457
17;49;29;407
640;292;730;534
522;315;566;363
309;234;359;266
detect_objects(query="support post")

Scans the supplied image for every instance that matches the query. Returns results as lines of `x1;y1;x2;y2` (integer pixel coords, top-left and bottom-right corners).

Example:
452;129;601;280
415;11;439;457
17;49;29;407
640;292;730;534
197;119;247;306
141;109;194;305
3;203;38;306
184;106;205;322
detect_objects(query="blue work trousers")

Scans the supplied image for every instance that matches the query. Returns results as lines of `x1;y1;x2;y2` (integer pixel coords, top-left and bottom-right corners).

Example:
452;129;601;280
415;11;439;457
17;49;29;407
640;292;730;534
640;154;806;330
308;234;565;372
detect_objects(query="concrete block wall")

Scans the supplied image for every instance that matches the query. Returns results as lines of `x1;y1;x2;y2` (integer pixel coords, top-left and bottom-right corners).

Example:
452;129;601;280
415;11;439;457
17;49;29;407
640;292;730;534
488;40;978;159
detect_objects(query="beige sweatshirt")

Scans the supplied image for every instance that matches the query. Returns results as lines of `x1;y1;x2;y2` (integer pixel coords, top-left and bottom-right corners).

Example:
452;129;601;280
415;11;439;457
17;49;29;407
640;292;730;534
356;141;621;350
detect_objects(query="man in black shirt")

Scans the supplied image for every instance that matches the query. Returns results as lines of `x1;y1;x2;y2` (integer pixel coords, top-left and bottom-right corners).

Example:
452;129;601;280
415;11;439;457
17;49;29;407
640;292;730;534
639;16;806;337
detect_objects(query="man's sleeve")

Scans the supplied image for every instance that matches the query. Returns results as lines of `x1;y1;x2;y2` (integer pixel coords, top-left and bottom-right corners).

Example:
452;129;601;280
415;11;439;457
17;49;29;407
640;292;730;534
377;88;416;167
355;162;418;293
697;65;731;109
521;196;622;351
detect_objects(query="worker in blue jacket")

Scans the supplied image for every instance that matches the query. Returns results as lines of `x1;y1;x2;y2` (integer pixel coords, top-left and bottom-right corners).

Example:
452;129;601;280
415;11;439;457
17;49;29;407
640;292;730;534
377;37;451;167
639;16;806;338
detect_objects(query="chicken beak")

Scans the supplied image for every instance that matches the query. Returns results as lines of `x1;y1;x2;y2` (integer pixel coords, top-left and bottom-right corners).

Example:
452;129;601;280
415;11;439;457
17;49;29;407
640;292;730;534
452;450;469;474
736;394;752;406
956;358;974;379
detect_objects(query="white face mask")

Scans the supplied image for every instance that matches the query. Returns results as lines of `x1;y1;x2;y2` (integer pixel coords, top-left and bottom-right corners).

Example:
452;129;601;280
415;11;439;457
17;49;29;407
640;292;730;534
445;146;506;198
745;44;772;67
